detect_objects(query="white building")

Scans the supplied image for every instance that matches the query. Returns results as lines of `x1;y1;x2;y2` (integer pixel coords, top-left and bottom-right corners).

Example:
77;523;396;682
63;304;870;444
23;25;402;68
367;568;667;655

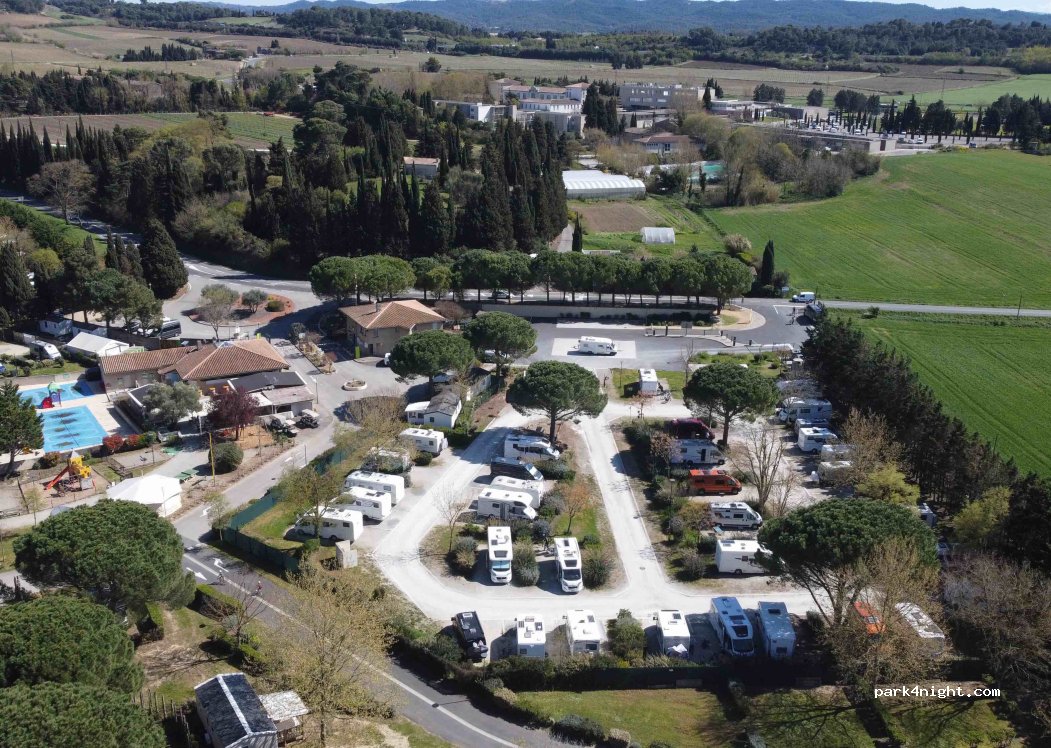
404;389;462;429
435;100;515;124
108;475;182;518
562;170;645;200
566;609;602;654
515;614;546;658
756;601;796;659
620;82;703;110
399;427;446;455
403;156;439;179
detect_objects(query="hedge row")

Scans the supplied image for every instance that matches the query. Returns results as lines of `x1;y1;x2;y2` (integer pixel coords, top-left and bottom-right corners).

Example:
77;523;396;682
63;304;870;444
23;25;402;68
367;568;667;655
137;602;165;644
193;584;244;620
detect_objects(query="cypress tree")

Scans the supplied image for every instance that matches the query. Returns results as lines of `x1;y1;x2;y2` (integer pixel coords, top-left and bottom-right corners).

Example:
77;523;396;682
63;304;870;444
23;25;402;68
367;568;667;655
139;220;186;300
572;216;583;253
60;237;100;322
475;147;514;251
0;244;34;321
419;182;450;257
380;176;410;257
760;240;775;287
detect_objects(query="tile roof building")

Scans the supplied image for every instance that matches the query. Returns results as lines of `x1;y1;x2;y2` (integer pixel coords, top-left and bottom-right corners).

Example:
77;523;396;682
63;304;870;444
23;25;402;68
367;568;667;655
340;300;447;357
100;339;288;392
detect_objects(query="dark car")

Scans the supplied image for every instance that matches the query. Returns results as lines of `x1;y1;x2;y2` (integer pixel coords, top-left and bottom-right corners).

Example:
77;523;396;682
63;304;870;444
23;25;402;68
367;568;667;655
452;611;489;661
666;418;715;441
490;457;543;482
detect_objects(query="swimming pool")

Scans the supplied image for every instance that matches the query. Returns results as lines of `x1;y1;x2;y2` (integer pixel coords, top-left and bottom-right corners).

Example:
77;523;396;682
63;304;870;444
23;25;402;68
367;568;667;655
20;381;93;407
40;406;108;452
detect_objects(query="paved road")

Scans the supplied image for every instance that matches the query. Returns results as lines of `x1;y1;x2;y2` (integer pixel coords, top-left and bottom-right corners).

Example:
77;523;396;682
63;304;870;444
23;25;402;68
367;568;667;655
823;299;1051;318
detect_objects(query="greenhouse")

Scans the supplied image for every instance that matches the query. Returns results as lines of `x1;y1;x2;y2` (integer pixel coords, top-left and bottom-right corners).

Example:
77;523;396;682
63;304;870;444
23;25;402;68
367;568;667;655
641;227;675;244
562;170;646;200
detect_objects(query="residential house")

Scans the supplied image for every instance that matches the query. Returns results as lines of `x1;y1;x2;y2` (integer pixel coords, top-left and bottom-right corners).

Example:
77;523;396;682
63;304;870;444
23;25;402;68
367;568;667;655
487;77;523;101
637;133;693;156
619;82;703;110
340;300;447;357
195;673;278;748
405;388;462;429
434;100;515;125
204;370;315;417
100;339;288;393
403;156;440;179
709;99;770;120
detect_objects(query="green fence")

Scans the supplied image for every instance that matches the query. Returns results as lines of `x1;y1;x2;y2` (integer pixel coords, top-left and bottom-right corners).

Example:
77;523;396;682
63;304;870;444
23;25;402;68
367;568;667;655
223;488;300;573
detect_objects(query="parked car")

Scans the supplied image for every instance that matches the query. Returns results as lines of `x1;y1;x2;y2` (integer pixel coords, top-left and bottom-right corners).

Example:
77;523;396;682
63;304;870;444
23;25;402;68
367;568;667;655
452;611;489;661
265;414;298;437
790;291;816;303
490;290;511;300
297;410;320;428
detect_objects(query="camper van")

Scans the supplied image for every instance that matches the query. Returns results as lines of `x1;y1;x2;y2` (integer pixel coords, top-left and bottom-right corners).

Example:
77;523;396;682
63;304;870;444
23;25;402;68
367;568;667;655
566;610;602;655
656;609;691;658
895;602;945;656
817;460;852;485
145;317;181;339
798;427;837;453
399;427;446;455
490;476;545;507
793;416;831;434
577;336;618;355
777;397;832;424
296;506;364;542
671;439;725;466
490;458;543;482
504;434;560;462
852;602;885;637
452;611;489;661
340;486;392;521
515;615;546;658
709;597;755;657
710;502;763;530
756;602;796;659
475;488;537;522
342;470;405;505
715;538;769;575
554;537;583;594
638;368;659;394
486;526;513;584
820;443;854;460
688;469;742;496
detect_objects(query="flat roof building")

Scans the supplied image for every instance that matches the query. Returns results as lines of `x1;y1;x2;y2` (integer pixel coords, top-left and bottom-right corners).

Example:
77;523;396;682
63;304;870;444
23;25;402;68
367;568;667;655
562;170;645;200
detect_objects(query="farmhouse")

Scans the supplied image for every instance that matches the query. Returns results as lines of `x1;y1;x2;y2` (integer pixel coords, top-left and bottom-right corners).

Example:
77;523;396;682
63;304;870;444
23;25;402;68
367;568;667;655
404;388;462;429
340;299;447;357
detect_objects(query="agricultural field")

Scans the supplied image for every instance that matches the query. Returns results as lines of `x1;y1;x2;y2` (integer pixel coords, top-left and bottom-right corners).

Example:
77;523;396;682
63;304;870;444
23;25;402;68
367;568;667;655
912;73;1051;109
849;311;1051;476
710;150;1051;308
573;195;724;257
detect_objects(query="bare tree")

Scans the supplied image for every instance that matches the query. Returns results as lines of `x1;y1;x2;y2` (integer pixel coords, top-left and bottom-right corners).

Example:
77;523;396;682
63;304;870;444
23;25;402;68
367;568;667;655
835;408;903;488
287;464;344;540
435;487;469;553
206;569;268;645
731;427;789;513
28;160;93;222
198;284;239;339
204;490;232;530
649;431;674;477
766;470;800;519
19;485;45;525
562;478;595;535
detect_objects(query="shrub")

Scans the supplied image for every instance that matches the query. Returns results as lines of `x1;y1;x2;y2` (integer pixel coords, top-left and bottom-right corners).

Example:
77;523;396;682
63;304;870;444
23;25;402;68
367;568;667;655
509;518;533;542
512;543;539;586
450;537;476;576
534;458;575;481
265;298;283;312
608;609;645;661
553;714;605;744
211;442;243;473
665;515;685;539
579;532;600;548
583;552;612;588
696;534;717;554
608;729;633;748
426;633;464;663
537;492;565;518
414;452;433;467
102;435;125;455
531;519;551;544
138;602;165;643
36;452;61;469
679;550;706;580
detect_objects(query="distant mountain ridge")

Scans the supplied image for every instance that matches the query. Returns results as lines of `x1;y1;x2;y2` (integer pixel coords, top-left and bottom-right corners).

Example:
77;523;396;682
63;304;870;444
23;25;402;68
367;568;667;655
228;0;1051;33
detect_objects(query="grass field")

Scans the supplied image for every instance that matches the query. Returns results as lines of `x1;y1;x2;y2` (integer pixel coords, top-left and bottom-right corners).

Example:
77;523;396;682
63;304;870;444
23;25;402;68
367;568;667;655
710;150;1051;308
850;312;1051;475
883;699;1018;747
747;689;875;748
912;74;1051;108
574;196;724;257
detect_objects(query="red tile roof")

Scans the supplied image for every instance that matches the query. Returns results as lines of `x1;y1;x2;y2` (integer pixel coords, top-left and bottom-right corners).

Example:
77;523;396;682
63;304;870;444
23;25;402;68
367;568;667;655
99;346;193;376
340;300;446;331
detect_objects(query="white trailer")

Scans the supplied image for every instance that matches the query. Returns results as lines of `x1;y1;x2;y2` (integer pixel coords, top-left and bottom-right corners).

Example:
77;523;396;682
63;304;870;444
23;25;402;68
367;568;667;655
399;427;446;455
709;597;755;657
486;526;513;584
638;368;659;394
656;609;691;658
715;538;769;575
670;438;725;466
490;476;545;507
818;460;852;485
504;434;560;462
340;486;392;521
577;336;618;355
475;488;537;521
756;601;796;659
798;427;837;453
777;397;832;424
342;470;405;505
296;506;364;542
820;443;854;460
566;609;602;655
554;536;583;593
515;614;546;658
895;602;946;656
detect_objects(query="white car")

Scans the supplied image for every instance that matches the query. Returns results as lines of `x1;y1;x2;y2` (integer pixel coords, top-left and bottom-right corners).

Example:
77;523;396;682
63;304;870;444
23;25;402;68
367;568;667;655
790;291;816;303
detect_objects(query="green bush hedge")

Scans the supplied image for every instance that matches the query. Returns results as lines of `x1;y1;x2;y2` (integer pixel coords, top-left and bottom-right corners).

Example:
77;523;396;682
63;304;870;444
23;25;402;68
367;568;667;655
194;584;244;620
449;537;477;576
436;424;477;449
512;542;539;586
414;451;433;466
211;442;243;473
553;714;606;744
138;602;165;643
533;458;575;481
583;551;612;588
265;299;283;312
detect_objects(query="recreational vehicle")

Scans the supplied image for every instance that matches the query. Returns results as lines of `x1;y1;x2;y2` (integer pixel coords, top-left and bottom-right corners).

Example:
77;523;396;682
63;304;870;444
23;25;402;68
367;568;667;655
342;470;405;505
777;397;832;424
817;460;852;485
452;611;488;661
709;597;755;657
794;416;831;434
895;602;945;656
399;427;446;455
756;602;796;659
656;609;691;658
566;609;602;655
554;537;583;593
340;486;392;521
671;439;725;466
577;336;618;355
296;506;364;542
798;427;837;453
515;614;546;658
490;476;545;506
638;368;659;394
820;443;854;460
688;469;742;496
666;418;715;440
710;502;763;530
852;602;885;637
476;488;537;521
486;526;513;584
504;434;560;462
715;539;769;575
489;457;543;481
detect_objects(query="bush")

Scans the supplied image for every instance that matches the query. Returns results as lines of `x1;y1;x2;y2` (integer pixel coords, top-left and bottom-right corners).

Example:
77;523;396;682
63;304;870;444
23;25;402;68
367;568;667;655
101;434;125;455
553;714;606;744
436;424;477;449
512;543;539;586
534;458;575;481
608;609;645;661
168;570;198;609
509;518;533;542
583;552;612;588
579;532;600;548
265;298;283;312
665;515;685;539
450;537;477;576
696;534;717;554
211;442;243;473
679;550;706;580
531;519;551;544
426;633;464;664
414;452;433;467
608;729;633;748
36;452;61;469
537;492;565;518
194;584;243;621
138;602;165;643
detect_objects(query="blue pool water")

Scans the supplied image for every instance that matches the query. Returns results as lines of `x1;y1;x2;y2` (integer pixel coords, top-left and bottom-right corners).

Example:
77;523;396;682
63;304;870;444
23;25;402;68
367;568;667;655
39;406;108;452
20;381;93;407
701;161;725;179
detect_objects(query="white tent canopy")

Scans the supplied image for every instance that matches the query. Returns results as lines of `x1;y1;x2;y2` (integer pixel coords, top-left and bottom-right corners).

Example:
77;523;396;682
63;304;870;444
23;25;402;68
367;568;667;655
108;474;183;518
641;227;675;244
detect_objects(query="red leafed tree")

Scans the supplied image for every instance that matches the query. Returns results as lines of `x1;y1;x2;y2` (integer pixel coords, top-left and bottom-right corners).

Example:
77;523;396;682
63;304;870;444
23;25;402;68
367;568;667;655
208;387;257;439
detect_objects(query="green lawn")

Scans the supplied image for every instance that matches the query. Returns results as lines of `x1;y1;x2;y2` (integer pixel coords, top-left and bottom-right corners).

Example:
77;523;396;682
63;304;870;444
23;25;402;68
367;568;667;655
240;501;301;550
691;351;785;378
748;689;874;748
912;74;1051;108
517;689;738;747
851;312;1051;475
611;367;687;398
146;112;297;148
710;151;1051;308
883;699;1019;747
0;530;27;572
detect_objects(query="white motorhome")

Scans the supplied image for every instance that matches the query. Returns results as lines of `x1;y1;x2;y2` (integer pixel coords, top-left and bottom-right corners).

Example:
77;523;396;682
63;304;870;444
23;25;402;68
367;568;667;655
793;416;831;434
656;609;691;658
638;368;659;394
515;614;546;658
399;427;446;455
577;336;618;355
566;609;602;655
554;536;583;593
715;538;769;575
475;488;537;521
710;502;763;530
504;434;560;462
777;397;832;424
296;506;364;542
342;470;405;505
798;427;837;453
709;597;755;657
486;526;513;584
818;460;852;485
670;439;725;466
820;443;854;460
340;486;392;521
895;602;945;656
490;476;545;507
756;602;796;659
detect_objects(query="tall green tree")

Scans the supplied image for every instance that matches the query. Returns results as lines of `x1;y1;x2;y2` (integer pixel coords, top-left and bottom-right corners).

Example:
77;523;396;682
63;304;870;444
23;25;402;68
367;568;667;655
310;256;365;303
683;362;777;444
138;220;186;300
417;182;450;256
389;330;474;386
59;237;99;323
507;361;607;442
0;243;34;321
462;312;537;377
759;240;775;287
0;381;43;476
703;254;753;313
571;215;583;253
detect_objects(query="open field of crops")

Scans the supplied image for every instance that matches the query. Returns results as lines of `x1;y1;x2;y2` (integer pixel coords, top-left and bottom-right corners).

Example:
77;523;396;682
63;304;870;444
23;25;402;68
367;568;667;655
573;195;724;257
849;311;1051;476
710;150;1051;308
912;73;1051;109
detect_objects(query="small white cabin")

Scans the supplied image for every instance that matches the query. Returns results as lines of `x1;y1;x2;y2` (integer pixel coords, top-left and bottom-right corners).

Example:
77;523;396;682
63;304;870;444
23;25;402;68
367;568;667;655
656;609;691;658
340;486;392;521
399;427;446;455
638;368;659;394
343;470;405;504
297;506;364;542
490;475;545;506
798;427;837;453
566;609;602;655
895;602;946;656
756;601;796;659
515;614;546;658
39;315;74;338
715;538;768;575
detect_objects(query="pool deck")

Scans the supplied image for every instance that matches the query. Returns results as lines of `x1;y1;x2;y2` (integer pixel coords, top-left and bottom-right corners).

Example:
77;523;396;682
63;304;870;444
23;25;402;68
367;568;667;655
17;378;138;458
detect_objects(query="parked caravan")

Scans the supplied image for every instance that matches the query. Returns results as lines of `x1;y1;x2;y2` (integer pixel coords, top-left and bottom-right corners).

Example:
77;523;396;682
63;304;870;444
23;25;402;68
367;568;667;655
820;443;854;460
554;537;583;593
476;488;537;522
487;526;513;584
340;486;392;521
515;614;546;658
852;602;885;637
710;502;763;530
38;315;74;338
490;476;545;507
638;368;659;394
656;609;691;658
918;503;937;527
666;418;715;440
566;609;602;655
688;469;742;496
777;397;832;424
296;506;364;542
342;470;405;505
577;336;618;355
794;417;831;434
818;460;852;485
504;434;560;462
671;439;725;466
715;539;769;575
895;602;945;656
798;427;837;453
756;602;796;659
452;611;488;661
709;597;755;657
399;427;446;455
489;457;543;482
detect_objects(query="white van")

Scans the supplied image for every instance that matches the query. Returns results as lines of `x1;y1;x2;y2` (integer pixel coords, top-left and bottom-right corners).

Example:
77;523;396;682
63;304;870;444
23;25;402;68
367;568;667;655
490;476;545;507
791;291;816;303
486;526;513;584
656;609;691;658
340;486;392;521
554;537;583;593
798;427;837;453
577;336;617;355
343;470;405;505
476;488;537;521
710;502;763;530
566;609;602;655
777;397;832;424
504;434;560;462
670;439;725;466
399;427;446;455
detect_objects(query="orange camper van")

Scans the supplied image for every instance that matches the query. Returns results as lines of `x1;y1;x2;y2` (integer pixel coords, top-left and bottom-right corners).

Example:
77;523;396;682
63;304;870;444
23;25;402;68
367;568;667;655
852;602;886;637
688;469;742;496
